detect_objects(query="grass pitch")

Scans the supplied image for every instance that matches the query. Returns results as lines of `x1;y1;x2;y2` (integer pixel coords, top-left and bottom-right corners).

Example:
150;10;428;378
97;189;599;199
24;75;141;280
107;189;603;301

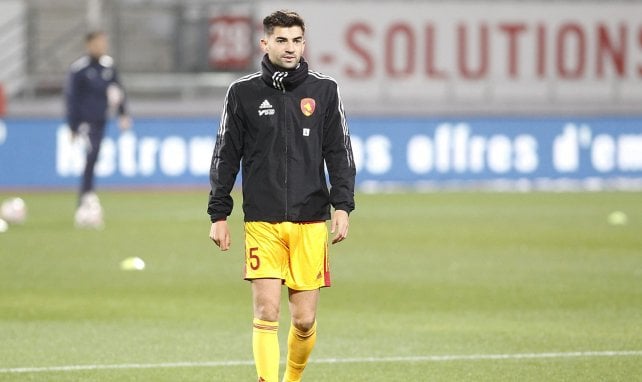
0;190;641;381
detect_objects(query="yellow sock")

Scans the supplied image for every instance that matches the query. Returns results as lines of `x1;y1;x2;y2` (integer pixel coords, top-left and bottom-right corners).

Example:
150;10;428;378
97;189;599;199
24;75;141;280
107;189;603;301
283;321;317;382
252;318;280;382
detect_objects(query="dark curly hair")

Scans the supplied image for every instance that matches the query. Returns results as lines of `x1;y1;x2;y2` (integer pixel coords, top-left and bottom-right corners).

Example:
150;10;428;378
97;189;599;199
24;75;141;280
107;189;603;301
263;10;305;36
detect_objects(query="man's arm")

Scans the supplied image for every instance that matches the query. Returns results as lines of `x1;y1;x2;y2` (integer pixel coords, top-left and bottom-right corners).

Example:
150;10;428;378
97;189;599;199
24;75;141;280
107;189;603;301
208;86;244;250
323;82;356;244
65;70;82;135
111;66;132;131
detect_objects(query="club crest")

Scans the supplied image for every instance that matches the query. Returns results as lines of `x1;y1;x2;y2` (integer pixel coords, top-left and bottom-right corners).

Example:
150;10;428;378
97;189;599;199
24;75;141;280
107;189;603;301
300;98;316;117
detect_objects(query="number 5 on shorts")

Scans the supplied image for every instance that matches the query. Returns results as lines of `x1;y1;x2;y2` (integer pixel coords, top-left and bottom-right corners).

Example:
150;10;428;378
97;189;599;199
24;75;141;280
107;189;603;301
248;247;260;270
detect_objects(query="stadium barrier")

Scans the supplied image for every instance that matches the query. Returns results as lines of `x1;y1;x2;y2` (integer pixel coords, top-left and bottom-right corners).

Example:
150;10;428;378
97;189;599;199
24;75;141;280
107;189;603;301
0;117;641;190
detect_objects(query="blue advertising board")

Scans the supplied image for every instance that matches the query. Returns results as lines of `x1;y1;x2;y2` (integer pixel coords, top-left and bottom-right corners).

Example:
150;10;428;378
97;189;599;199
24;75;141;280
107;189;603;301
1;117;641;189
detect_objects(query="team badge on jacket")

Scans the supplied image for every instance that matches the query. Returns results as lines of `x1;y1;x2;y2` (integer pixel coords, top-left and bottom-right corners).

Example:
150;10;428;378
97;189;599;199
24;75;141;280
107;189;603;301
300;98;316;117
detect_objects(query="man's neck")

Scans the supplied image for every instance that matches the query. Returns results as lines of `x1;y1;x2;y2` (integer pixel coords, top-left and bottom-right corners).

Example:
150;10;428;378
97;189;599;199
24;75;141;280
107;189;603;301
270;60;299;71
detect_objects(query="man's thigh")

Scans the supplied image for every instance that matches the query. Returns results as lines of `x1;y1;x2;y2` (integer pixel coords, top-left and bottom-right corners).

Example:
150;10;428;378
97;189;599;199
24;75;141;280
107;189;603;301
286;222;329;291
244;222;288;280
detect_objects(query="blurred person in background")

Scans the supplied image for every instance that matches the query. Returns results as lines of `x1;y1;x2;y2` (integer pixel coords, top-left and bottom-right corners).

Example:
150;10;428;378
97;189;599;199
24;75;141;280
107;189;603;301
208;10;355;382
65;31;131;228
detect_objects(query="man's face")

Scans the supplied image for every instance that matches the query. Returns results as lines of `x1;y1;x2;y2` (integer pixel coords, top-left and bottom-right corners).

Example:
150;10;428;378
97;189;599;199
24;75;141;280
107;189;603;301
261;26;305;70
87;34;108;57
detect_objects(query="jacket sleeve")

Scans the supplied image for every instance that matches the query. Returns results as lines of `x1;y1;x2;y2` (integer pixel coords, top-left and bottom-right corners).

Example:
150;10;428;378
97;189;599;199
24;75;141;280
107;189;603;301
65;69;81;133
112;66;128;116
323;82;356;214
207;85;244;222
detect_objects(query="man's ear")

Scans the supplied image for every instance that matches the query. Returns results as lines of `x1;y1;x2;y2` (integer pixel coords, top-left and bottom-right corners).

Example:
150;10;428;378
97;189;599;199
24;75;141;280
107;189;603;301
260;38;268;53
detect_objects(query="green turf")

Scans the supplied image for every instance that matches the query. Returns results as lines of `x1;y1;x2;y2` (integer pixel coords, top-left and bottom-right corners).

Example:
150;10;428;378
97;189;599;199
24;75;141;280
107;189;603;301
0;190;641;381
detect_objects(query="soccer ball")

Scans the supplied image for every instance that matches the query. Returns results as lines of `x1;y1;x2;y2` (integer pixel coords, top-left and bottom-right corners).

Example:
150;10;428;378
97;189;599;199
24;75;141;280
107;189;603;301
74;193;104;229
1;197;27;225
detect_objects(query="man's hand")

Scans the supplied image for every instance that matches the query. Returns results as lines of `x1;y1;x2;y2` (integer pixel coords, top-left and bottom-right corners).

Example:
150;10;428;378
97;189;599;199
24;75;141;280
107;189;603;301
118;115;132;131
331;209;349;244
209;220;231;251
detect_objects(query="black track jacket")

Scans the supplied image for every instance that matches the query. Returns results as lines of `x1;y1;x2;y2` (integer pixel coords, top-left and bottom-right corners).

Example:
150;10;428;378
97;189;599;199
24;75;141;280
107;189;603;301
208;56;356;223
65;55;127;132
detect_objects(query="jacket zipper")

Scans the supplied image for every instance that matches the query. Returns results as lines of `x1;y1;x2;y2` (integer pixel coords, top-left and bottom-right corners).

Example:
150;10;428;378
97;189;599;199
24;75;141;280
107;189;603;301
282;89;288;221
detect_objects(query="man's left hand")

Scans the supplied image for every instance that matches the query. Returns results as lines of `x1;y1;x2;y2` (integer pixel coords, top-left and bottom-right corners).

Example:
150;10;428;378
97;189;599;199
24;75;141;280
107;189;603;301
331;209;349;244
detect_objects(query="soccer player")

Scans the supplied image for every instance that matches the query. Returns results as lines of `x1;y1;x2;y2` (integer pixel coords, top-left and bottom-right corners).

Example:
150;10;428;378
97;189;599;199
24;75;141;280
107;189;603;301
65;31;131;227
207;10;355;382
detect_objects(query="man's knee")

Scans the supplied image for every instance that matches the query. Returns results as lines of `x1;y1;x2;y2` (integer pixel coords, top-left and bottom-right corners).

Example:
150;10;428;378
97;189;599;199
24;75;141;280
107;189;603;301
291;315;316;332
254;304;280;322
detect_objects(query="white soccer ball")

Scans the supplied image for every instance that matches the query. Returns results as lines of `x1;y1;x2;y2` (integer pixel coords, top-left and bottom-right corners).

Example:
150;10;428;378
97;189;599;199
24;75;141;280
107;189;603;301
74;203;104;229
1;197;27;225
0;218;8;233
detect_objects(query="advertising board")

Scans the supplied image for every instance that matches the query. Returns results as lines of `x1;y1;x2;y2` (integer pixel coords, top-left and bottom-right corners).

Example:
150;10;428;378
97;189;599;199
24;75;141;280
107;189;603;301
1;117;640;190
256;2;642;110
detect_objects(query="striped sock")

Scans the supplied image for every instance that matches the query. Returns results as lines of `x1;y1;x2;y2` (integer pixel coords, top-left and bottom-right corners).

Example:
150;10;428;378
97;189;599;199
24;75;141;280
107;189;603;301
252;318;280;382
283;321;317;382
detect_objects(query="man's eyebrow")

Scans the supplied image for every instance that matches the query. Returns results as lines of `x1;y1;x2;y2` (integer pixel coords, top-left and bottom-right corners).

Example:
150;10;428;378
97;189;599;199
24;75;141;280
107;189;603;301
274;36;304;40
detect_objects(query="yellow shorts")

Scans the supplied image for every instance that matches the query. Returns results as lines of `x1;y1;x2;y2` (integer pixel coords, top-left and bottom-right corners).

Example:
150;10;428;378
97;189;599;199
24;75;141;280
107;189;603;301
244;221;330;290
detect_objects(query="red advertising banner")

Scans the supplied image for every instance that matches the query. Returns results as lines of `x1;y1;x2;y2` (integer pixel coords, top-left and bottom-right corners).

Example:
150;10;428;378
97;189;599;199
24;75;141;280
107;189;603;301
258;2;642;112
209;15;253;70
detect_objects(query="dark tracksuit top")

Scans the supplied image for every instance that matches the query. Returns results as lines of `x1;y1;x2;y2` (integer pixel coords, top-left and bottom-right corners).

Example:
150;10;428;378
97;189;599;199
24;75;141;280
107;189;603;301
208;55;356;223
65;54;127;132
65;54;127;196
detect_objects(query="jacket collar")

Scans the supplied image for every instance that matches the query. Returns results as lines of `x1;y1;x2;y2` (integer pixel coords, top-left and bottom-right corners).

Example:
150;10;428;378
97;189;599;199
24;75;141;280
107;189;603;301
261;54;308;91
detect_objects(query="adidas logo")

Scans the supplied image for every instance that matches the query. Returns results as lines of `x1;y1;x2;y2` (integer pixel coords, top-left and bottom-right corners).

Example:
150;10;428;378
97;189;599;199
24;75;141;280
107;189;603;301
258;99;275;116
259;100;272;109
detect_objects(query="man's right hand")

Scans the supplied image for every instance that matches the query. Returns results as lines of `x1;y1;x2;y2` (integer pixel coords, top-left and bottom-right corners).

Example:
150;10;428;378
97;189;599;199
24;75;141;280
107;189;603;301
209;220;231;251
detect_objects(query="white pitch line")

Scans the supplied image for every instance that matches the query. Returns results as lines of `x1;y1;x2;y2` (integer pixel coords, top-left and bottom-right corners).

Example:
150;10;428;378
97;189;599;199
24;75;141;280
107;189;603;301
311;350;642;364
1;350;641;374
0;360;254;374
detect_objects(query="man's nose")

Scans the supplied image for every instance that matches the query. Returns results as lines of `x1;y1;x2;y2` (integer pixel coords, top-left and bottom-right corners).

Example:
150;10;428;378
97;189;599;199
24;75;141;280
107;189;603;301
285;41;294;52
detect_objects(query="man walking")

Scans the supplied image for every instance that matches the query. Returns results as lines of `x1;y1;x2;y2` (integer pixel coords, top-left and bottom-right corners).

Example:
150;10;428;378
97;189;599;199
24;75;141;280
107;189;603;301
208;10;355;382
65;31;131;228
